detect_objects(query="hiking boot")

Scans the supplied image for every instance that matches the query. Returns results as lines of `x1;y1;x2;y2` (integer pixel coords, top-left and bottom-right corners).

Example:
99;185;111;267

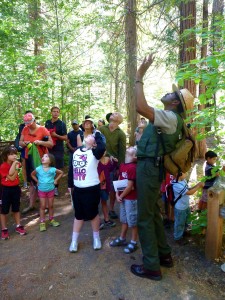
22;206;35;214
109;210;118;219
131;264;162;281
160;253;174;268
39;222;47;232
49;219;60;227
54;188;59;196
1;229;9;240
100;220;116;230
15;225;27;236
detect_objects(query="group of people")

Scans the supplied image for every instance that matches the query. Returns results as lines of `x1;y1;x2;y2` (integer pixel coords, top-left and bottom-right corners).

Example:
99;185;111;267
0;53;220;281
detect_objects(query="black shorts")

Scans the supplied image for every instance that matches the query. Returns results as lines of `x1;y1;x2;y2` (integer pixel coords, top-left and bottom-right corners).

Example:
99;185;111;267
1;185;21;214
49;150;64;169
72;184;100;221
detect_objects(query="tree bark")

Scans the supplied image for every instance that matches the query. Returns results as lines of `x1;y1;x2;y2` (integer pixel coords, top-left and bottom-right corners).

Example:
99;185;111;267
179;0;196;96
125;0;137;146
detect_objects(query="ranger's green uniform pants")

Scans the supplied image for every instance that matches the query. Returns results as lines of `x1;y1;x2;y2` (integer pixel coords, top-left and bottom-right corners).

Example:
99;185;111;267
137;160;171;271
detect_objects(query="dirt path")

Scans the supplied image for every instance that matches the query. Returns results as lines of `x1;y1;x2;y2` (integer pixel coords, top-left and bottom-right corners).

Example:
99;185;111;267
1;173;225;300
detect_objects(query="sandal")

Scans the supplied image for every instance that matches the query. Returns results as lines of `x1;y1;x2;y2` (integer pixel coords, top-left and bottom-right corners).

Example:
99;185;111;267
124;241;138;254
110;237;127;247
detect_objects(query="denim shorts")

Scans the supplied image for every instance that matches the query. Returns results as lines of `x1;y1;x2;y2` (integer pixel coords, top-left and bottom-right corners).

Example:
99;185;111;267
120;199;137;227
100;190;109;201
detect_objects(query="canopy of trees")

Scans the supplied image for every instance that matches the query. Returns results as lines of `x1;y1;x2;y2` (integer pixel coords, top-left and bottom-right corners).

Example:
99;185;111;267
0;0;224;154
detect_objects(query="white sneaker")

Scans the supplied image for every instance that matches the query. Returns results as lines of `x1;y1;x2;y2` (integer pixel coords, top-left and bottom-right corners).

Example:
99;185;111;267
93;237;102;250
69;241;78;253
54;188;59;196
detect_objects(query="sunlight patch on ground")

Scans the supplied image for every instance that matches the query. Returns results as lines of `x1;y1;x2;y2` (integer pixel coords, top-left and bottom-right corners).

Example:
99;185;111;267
189;163;197;183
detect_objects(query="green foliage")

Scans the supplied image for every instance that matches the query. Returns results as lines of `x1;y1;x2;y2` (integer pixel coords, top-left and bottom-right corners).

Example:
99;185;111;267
188;210;207;235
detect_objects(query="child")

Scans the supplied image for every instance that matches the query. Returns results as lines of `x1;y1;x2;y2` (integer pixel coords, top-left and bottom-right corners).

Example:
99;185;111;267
68;132;105;252
110;147;138;254
98;152;117;229
198;150;219;211
173;172;204;244
31;153;63;232
0;145;27;240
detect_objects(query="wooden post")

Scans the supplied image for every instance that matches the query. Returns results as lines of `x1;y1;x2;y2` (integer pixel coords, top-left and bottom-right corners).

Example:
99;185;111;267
205;188;225;260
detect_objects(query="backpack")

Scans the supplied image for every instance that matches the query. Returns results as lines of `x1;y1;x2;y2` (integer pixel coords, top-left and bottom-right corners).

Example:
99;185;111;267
165;182;188;206
158;119;196;176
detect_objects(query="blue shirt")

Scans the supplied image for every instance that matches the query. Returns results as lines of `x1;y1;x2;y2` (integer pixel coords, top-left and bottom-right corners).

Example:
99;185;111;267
172;179;189;210
36;166;56;192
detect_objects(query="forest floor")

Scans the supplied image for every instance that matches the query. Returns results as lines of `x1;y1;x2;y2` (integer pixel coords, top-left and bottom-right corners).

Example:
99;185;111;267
1;162;225;300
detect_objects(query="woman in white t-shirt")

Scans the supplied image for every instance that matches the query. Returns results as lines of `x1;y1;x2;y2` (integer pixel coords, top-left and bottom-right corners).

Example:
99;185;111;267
68;132;105;253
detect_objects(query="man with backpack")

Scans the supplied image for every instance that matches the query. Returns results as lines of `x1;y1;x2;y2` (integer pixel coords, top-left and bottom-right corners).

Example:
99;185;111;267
131;53;195;281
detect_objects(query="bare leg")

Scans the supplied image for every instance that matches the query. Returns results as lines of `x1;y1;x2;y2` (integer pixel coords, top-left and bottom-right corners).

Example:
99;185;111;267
73;218;84;233
131;226;138;242
101;200;109;222
39;198;46;221
109;191;116;211
21;158;27;185
13;212;21;225
91;214;100;232
1;214;7;229
120;223;128;239
48;197;54;219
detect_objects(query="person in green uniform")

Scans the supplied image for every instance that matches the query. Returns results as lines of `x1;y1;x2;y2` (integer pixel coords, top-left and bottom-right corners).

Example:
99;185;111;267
131;53;194;281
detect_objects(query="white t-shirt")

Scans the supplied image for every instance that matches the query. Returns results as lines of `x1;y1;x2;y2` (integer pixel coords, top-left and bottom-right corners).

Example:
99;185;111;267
173;179;189;210
72;148;100;188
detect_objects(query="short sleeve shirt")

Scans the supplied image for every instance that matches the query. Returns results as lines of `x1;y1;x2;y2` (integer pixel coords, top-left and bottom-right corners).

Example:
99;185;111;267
173;179;189;210
154;109;178;134
21;126;50;158
0;162;20;186
36;166;56;192
45;119;67;151
119;163;136;200
67;130;83;152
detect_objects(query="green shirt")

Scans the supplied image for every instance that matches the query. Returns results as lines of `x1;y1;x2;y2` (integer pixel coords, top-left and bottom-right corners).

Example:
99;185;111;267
99;125;126;165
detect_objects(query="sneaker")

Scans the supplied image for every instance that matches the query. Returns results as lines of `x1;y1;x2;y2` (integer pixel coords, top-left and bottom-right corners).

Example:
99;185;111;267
93;237;102;250
49;219;60;227
15;225;27;236
69;241;78;253
109;210;118;219
1;229;9;240
40;222;46;232
22;206;35;214
100;220;116;230
54;188;59;196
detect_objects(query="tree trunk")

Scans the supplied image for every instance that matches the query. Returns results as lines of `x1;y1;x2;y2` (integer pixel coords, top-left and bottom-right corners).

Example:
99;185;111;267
197;0;209;157
125;0;137;146
28;0;46;108
179;0;196;96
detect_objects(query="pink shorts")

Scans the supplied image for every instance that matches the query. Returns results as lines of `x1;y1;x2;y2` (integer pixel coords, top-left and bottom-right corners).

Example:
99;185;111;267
38;189;55;199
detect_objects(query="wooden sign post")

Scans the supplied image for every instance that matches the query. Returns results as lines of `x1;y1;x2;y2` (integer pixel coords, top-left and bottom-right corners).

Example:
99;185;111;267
205;188;224;260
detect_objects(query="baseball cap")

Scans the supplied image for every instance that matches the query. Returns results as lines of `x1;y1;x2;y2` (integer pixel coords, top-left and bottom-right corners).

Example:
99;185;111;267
71;119;79;125
23;113;35;127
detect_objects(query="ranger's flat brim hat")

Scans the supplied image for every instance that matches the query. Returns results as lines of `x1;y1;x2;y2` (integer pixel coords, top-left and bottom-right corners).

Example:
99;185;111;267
172;84;194;118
